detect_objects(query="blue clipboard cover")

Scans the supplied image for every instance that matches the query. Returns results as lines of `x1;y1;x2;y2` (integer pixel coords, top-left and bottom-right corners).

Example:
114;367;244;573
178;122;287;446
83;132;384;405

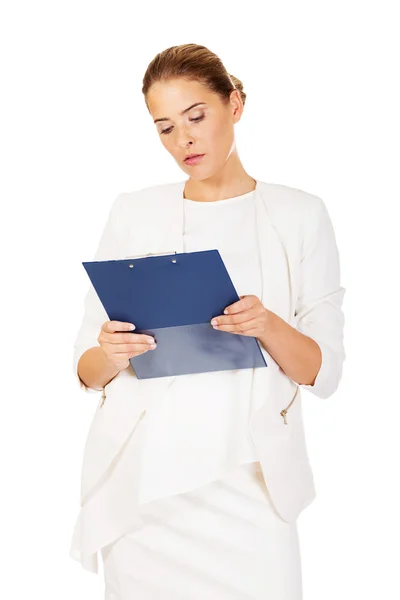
82;249;267;379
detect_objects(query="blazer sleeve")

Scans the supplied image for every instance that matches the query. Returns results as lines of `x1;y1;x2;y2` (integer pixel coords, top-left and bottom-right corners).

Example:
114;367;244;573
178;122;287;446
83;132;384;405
294;196;346;399
72;193;125;392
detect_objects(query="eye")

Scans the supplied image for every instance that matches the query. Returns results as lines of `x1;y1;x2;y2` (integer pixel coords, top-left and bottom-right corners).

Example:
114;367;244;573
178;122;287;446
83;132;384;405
160;114;205;135
190;115;204;123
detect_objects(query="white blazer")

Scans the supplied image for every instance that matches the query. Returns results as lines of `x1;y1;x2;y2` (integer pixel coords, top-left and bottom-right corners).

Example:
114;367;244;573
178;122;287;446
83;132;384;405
69;179;346;574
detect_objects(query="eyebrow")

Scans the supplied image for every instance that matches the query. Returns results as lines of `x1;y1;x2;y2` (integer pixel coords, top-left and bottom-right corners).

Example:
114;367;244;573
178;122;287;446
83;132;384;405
154;102;207;124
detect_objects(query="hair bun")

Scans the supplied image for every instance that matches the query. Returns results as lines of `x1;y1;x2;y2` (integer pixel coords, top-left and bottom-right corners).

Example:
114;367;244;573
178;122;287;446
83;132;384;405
229;74;246;105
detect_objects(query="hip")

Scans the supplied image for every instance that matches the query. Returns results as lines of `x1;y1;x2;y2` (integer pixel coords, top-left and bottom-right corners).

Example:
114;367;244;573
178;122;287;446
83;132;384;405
101;461;303;599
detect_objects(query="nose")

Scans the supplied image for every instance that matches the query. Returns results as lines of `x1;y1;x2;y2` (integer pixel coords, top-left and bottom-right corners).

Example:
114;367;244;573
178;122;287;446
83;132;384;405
176;124;195;149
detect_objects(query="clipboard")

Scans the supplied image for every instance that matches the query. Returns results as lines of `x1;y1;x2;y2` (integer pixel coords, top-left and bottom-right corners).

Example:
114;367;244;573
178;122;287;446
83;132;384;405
82;249;267;379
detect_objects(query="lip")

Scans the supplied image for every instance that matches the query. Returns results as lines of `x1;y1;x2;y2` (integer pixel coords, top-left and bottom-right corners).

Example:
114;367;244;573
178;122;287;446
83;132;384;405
184;153;205;166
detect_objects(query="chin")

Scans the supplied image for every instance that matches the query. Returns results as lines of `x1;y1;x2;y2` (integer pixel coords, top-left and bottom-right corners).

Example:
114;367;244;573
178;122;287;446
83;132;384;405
183;167;219;182
180;167;207;180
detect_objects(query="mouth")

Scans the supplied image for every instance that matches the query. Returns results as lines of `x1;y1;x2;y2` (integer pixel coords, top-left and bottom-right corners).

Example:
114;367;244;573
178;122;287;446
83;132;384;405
184;153;205;165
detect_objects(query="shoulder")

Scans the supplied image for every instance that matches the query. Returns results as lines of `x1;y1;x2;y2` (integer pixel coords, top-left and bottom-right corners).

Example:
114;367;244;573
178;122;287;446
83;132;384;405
257;181;334;252
258;180;325;217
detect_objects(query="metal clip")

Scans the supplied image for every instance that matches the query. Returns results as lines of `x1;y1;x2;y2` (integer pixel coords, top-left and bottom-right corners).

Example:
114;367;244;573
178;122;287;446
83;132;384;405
125;250;177;260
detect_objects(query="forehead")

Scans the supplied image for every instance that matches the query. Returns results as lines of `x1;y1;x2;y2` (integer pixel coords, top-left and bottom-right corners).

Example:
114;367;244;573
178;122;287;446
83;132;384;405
147;78;216;119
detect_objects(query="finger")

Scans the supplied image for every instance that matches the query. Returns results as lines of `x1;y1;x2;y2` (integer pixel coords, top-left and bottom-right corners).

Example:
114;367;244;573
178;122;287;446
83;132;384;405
223;295;258;315
222;298;247;315
108;341;156;354
212;309;255;327
101;331;156;345
214;316;260;334
103;320;136;333
108;350;149;360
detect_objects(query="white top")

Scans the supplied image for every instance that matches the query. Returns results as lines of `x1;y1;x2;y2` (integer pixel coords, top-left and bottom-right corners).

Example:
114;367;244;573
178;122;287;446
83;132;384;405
137;190;263;505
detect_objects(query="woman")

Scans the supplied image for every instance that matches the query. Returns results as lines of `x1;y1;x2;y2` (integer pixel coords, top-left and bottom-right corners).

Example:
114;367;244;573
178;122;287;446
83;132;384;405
70;43;346;599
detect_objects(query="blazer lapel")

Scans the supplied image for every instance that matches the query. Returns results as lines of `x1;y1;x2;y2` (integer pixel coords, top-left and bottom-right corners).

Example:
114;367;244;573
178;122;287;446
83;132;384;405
254;180;292;321
250;181;294;421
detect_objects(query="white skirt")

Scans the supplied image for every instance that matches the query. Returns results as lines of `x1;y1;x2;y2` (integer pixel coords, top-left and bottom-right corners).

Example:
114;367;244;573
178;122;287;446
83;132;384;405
100;461;303;599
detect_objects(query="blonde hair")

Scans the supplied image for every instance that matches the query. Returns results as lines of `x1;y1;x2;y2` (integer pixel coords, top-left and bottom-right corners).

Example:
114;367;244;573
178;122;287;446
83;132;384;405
142;43;246;109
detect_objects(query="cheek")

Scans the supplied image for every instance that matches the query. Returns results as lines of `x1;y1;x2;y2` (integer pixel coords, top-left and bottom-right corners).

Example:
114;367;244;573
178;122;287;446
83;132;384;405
160;135;175;153
203;119;221;142
207;120;234;155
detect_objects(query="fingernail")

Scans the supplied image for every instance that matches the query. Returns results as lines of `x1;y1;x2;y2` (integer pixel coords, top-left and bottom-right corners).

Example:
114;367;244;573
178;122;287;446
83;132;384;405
128;324;136;330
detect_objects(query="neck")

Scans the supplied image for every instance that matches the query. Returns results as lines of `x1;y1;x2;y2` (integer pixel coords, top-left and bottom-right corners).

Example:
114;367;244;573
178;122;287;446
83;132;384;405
183;150;256;202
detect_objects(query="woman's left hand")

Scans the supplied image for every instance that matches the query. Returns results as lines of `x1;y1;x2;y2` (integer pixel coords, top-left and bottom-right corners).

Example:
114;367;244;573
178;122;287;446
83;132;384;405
210;294;270;339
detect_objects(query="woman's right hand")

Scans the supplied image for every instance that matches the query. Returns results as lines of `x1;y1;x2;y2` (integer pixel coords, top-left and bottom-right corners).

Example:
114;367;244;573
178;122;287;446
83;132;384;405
97;320;157;371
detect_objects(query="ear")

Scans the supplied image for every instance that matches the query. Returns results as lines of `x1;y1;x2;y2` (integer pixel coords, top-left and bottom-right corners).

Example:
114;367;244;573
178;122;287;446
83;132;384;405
230;89;243;120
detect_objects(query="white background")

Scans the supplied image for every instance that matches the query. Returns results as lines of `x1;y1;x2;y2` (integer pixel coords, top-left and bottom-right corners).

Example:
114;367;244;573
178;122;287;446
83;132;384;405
1;1;399;598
